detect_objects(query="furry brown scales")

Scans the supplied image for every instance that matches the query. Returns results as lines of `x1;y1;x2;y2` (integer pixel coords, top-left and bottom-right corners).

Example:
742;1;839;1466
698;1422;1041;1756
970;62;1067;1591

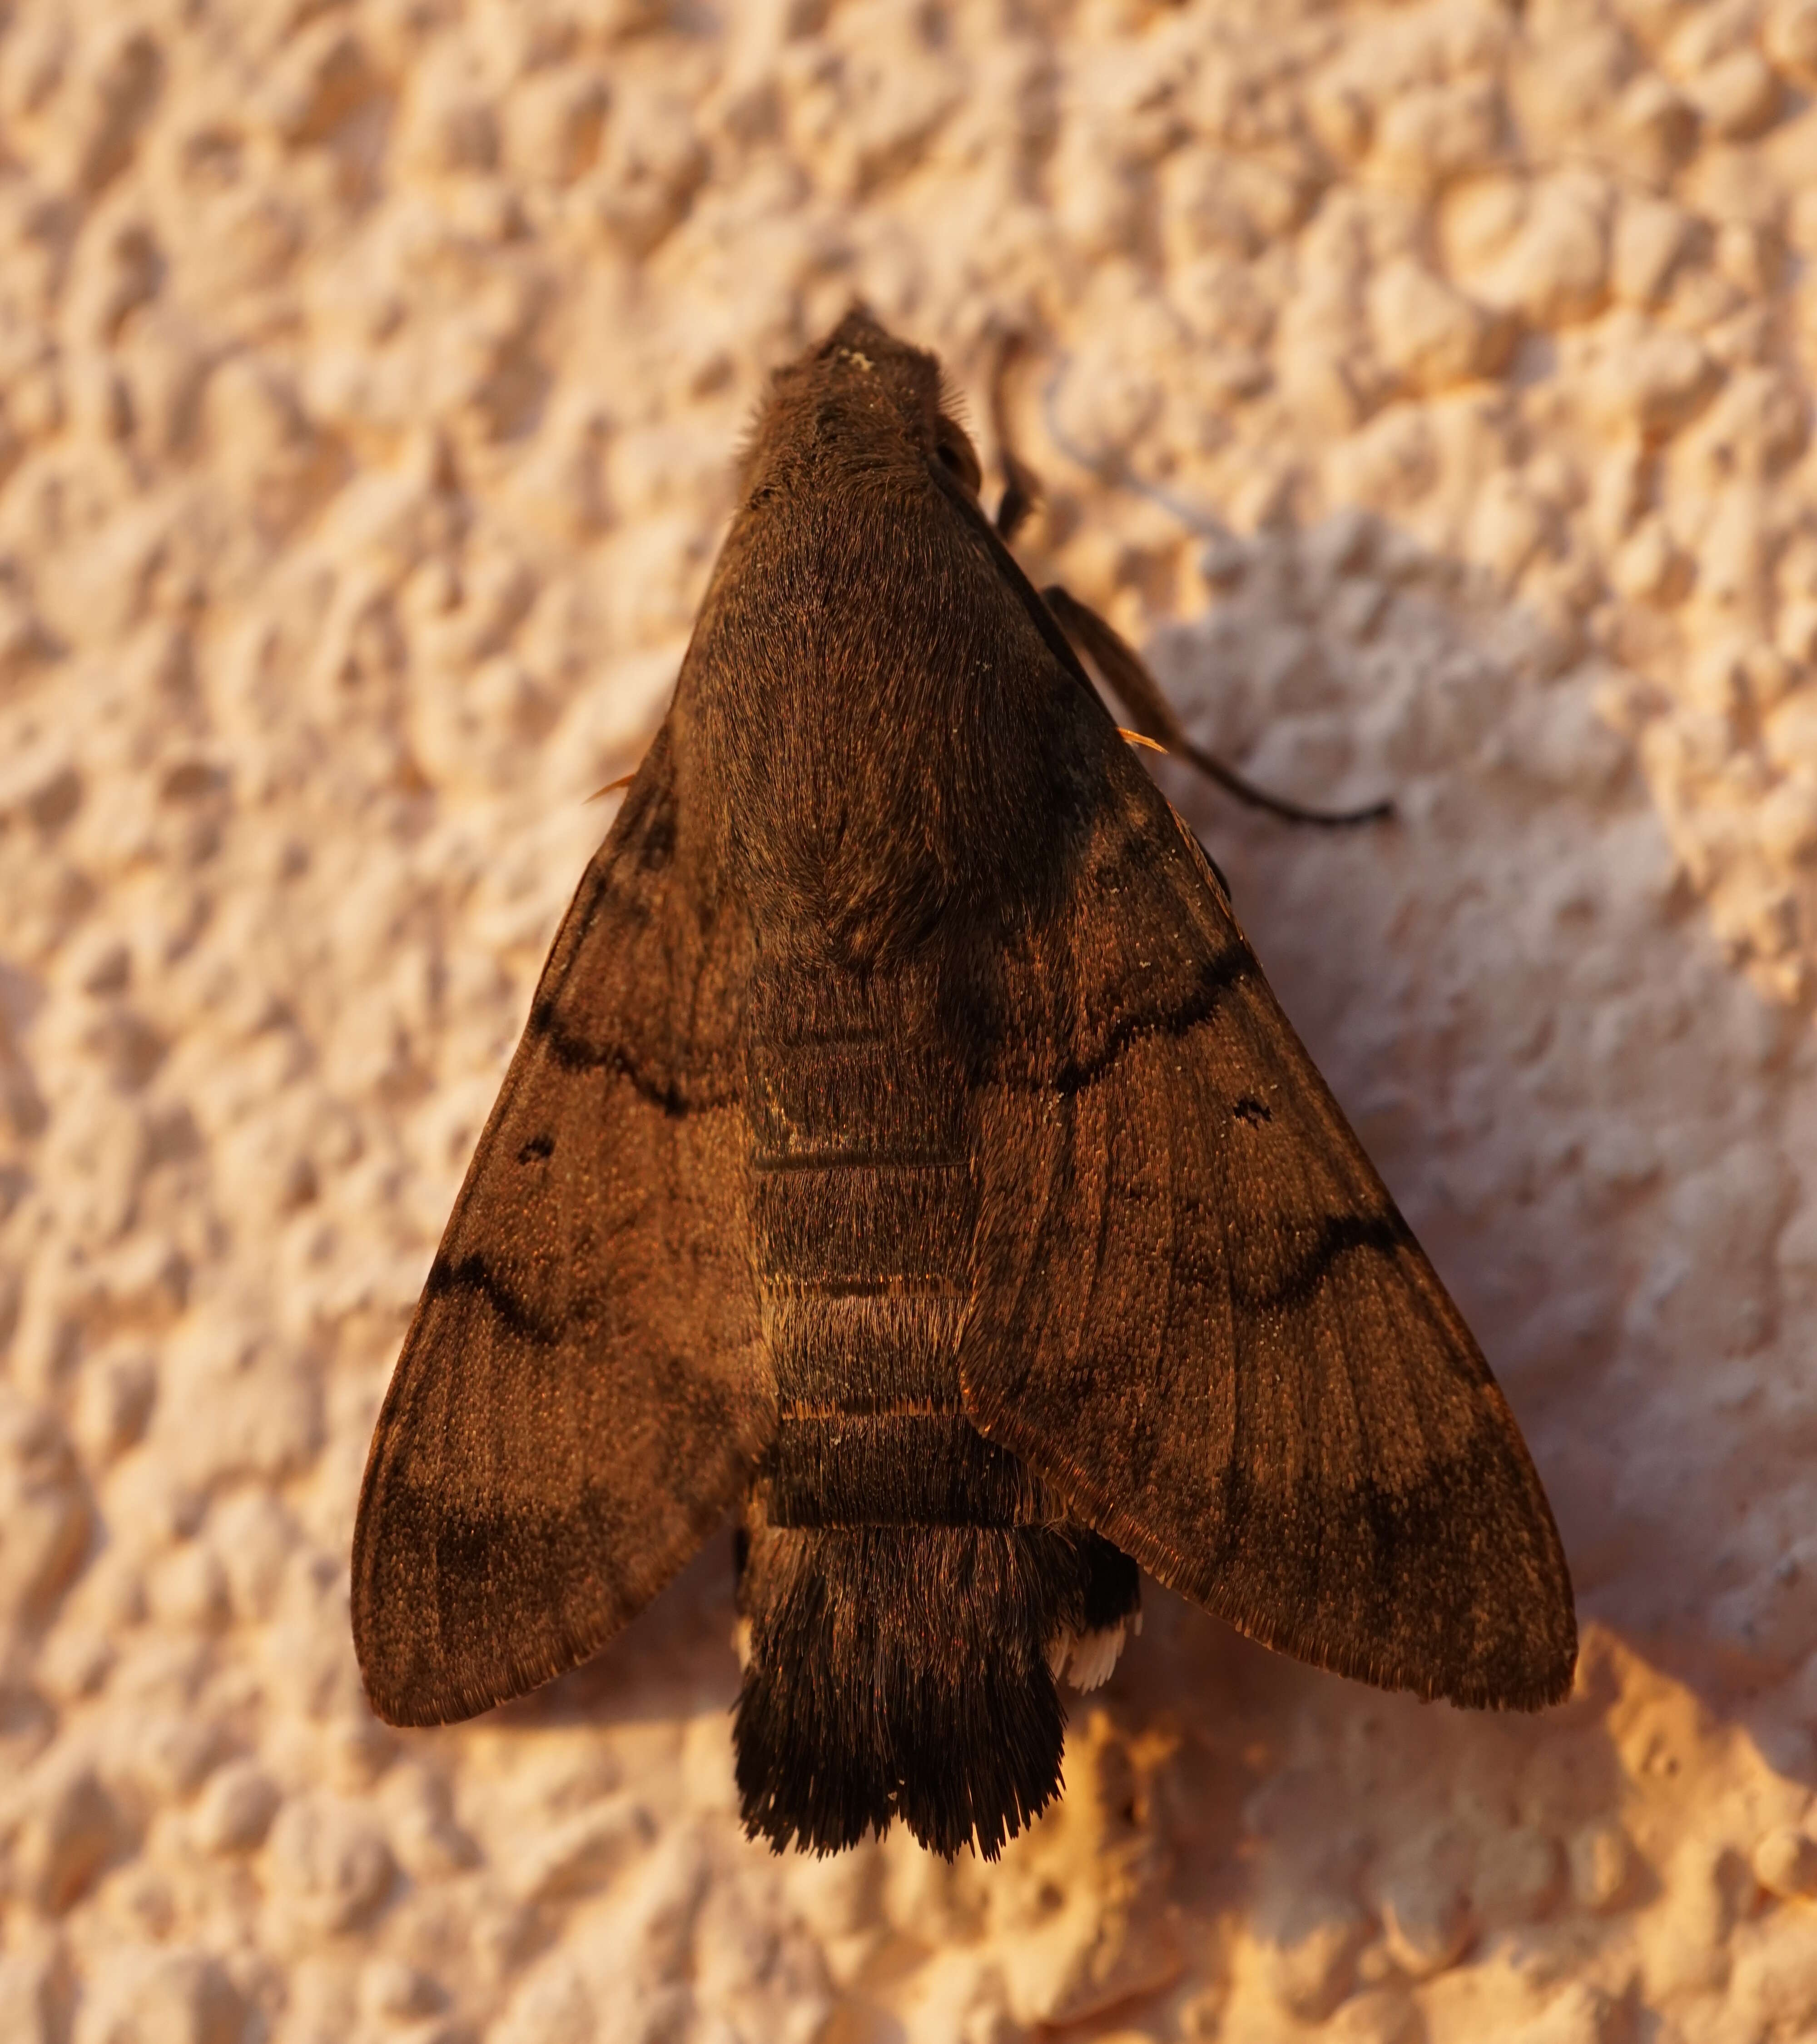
733;1517;1139;1859
351;310;1576;1861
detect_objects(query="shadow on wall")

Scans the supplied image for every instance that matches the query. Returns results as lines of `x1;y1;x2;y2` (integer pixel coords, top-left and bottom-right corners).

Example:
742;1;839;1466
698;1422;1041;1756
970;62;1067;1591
459;507;1817;2042
1145;510;1813;1696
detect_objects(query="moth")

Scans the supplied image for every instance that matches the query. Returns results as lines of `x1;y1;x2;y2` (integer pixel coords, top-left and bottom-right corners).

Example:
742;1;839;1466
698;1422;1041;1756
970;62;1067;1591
352;309;1576;1860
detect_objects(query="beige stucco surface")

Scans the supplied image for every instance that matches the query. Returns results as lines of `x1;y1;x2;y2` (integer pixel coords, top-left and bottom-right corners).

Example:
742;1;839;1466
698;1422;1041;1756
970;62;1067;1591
5;0;1817;2037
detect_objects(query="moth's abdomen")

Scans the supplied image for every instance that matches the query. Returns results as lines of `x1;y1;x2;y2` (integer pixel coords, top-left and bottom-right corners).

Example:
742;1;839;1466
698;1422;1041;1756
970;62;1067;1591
735;970;1140;1859
735;1520;1079;1860
745;1009;1021;1525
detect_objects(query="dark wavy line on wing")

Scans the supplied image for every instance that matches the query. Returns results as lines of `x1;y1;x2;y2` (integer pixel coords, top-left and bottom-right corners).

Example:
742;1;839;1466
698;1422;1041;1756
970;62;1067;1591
1047;940;1253;1096
418;1250;568;1348
1241;1209;1422;1317
526;999;740;1116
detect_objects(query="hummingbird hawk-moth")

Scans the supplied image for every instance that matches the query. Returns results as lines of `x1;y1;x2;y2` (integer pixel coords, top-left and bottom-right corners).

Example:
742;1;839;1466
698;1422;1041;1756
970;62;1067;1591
351;310;1576;1860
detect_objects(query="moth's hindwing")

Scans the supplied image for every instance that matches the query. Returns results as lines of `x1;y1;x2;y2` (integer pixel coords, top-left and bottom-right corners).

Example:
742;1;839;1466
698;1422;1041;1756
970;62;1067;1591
351;715;770;1727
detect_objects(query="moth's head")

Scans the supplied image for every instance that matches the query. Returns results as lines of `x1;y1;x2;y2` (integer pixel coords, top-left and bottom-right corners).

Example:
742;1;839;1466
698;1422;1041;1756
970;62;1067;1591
740;304;984;502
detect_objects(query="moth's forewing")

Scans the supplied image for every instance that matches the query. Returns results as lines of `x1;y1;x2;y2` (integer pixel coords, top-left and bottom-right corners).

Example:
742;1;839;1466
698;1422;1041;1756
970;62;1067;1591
952;704;1577;1710
351;716;771;1727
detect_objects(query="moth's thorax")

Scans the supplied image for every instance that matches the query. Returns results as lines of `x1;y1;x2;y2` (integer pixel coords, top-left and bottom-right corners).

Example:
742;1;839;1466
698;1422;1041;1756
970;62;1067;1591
678;324;1060;965
741;950;1051;1529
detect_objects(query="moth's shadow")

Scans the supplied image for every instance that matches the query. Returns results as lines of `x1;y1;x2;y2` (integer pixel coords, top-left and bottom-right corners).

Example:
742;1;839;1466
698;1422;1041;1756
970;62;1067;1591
478;505;1800;2034
491;1530;743;1730
1138;508;1817;1776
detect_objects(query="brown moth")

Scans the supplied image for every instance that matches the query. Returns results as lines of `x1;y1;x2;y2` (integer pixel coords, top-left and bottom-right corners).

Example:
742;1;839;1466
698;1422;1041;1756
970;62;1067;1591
351;309;1577;1861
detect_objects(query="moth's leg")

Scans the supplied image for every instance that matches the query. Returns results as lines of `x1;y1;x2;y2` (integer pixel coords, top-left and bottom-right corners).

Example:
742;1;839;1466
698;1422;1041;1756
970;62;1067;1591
1044;583;1395;829
990;332;1043;544
984;329;1389;826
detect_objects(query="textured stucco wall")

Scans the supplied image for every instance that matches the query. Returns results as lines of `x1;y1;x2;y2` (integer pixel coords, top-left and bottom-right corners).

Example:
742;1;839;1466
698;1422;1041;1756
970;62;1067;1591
5;1;1817;2039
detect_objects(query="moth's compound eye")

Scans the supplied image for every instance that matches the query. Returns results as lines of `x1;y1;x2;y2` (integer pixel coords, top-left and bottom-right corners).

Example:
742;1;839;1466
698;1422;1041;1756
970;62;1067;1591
934;421;982;495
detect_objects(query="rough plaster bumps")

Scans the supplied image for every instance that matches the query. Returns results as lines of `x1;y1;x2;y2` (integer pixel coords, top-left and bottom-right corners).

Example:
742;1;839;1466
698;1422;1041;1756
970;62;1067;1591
6;0;1817;2039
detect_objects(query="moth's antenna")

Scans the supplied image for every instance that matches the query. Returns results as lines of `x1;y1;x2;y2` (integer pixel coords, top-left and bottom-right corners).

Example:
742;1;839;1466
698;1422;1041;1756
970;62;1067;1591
1045;586;1394;829
586;767;638;802
988;330;1044;544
